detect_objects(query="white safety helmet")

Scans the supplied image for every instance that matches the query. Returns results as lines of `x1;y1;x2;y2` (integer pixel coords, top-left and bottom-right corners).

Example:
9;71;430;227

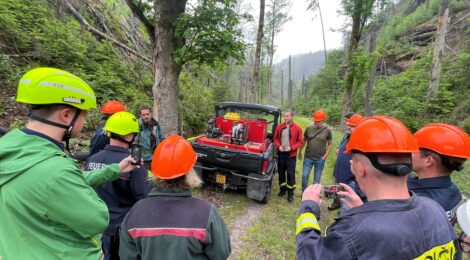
457;200;470;235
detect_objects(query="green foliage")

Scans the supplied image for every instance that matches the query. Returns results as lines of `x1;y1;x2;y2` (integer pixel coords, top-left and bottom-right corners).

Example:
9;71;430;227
0;0;154;120
174;0;249;67
439;32;470;133
371;53;460;132
9;118;26;129
340;0;379;19
378;0;467;52
379;0;440;45
179;72;216;136
293;0;470;133
84;109;104;132
350;48;381;89
452;161;470;198
293;50;345;125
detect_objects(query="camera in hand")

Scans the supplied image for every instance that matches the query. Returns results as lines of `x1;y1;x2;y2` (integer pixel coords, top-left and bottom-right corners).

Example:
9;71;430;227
323;185;345;198
130;144;142;165
336;185;345;199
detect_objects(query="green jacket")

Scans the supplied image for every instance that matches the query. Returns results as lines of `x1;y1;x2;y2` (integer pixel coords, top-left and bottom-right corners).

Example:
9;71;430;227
119;188;231;259
0;129;122;259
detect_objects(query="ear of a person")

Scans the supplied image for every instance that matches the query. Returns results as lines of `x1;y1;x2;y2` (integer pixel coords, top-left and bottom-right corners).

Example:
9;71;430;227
60;107;74;124
355;161;367;178
424;155;434;168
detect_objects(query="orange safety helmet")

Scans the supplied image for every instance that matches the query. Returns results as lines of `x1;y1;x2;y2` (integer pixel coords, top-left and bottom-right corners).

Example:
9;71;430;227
151;135;197;180
312;109;327;122
101;100;126;115
345;116;418;154
346;114;364;127
413;123;470;159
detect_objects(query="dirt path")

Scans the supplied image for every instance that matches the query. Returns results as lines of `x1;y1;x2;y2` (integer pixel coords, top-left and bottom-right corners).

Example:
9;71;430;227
228;201;263;260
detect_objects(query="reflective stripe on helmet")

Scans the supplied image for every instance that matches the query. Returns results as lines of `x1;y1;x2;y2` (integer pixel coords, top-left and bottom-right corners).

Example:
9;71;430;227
20;79;32;84
39;82;95;99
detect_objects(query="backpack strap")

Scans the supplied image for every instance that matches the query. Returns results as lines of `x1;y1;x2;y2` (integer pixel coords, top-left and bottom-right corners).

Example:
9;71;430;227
306;126;328;143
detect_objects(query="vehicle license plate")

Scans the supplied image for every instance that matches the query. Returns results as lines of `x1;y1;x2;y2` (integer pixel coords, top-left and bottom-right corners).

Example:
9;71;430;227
216;174;226;184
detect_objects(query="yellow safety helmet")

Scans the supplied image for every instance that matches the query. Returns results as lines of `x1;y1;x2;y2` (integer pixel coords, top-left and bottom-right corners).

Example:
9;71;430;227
224;112;240;121
16;67;96;110
104;111;140;136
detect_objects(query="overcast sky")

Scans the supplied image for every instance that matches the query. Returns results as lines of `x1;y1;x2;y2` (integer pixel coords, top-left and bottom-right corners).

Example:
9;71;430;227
246;0;347;62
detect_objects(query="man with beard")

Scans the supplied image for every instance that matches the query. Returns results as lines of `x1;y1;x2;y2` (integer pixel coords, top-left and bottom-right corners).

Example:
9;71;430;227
136;105;165;170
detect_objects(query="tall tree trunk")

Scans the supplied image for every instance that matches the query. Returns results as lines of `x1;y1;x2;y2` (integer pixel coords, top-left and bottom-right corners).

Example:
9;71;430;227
251;0;266;103
288;55;292;108
267;1;276;104
238;69;244;102
364;25;379;116
153;0;187;135
280;70;284;106
301;75;305;96
427;0;451;100
340;0;363;129
317;1;327;62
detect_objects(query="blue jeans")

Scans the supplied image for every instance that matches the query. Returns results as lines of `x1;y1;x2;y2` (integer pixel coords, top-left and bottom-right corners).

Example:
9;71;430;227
301;157;326;191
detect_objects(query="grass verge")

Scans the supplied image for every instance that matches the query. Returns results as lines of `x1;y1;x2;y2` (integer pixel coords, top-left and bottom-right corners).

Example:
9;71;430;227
237;117;344;259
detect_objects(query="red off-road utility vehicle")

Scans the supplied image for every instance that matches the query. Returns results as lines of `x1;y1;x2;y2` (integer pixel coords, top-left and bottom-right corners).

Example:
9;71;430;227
191;102;281;203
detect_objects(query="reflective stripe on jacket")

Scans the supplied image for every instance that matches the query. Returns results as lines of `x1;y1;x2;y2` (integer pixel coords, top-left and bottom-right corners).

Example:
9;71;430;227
296;193;461;260
119;188;231;259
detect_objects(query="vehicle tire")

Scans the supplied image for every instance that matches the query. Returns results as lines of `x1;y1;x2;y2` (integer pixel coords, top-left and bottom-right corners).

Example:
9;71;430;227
260;176;273;204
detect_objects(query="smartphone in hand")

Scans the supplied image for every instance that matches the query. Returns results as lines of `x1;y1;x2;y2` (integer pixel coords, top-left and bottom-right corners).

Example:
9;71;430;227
336;185;345;199
130;144;142;165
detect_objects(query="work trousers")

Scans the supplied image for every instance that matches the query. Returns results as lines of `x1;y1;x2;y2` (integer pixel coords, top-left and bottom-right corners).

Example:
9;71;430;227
278;152;297;191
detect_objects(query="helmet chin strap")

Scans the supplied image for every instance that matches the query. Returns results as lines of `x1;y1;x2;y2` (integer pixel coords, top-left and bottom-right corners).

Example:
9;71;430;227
28;108;82;151
110;133;136;147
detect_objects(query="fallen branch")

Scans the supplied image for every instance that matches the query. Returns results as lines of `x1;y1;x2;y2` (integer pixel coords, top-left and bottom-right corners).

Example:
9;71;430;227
123;0;155;43
62;0;152;64
452;12;470;26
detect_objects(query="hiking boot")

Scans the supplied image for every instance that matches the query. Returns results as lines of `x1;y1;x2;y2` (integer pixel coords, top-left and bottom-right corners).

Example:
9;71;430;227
328;195;341;210
278;189;286;197
287;190;294;203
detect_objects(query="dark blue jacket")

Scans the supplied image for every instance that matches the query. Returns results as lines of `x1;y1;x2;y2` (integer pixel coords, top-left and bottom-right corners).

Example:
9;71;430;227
84;145;151;235
89;126;110;156
296;193;461;260
333;136;354;184
408;175;462;223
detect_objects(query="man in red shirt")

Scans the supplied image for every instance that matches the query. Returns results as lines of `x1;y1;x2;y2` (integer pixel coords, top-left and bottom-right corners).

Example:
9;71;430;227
273;109;304;202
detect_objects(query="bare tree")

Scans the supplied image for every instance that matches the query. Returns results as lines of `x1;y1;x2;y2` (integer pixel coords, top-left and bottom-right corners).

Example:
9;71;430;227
265;0;291;104
307;0;327;61
288;55;292;108
364;25;379;116
427;0;451;100
251;0;266;103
